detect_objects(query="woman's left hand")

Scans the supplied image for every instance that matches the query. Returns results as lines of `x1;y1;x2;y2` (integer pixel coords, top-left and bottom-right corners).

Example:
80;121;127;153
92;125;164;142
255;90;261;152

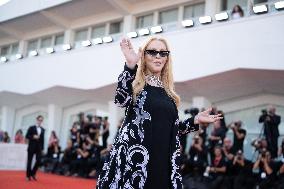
194;107;223;124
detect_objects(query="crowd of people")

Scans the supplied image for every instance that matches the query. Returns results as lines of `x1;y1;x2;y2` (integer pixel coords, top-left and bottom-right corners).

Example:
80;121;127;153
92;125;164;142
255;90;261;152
0;129;25;144
180;106;283;189
40;113;111;178
0;105;283;188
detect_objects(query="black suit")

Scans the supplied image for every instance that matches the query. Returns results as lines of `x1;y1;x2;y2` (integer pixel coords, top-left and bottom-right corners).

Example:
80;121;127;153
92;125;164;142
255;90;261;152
25;125;45;178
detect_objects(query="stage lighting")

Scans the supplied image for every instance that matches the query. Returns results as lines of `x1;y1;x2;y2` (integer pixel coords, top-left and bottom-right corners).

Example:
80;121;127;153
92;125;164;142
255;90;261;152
29;50;38;57
0;56;8;62
150;26;163;34
275;1;284;10
138;28;150;36
127;32;138;38
215;12;229;21
46;47;55;54
81;40;92;47
181;19;194;27
62;44;72;51
92;38;103;45
253;4;268;14
15;54;23;59
199;16;212;24
103;36;113;43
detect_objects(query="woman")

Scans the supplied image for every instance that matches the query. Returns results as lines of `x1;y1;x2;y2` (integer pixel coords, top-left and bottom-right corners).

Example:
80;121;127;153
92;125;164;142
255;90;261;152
97;36;222;189
14;129;25;144
231;5;244;19
48;130;59;147
3;131;10;143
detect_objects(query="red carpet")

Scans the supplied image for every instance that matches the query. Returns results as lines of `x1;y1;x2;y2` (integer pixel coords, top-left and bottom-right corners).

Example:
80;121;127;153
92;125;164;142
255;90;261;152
0;171;96;189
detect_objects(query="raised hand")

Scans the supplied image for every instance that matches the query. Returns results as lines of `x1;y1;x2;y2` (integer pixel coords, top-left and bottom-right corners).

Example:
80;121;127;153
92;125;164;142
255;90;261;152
194;107;223;124
120;38;142;69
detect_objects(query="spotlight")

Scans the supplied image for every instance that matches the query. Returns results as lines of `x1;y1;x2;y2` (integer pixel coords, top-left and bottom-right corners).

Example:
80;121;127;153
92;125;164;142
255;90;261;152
215;12;229;21
0;56;8;62
29;50;38;57
15;54;23;59
181;19;194;27
275;1;284;10
253;4;268;14
102;36;113;43
92;38;103;45
127;32;138;38
150;26;163;34
62;44;72;51
199;16;212;24
46;47;55;54
81;40;92;47
138;28;150;36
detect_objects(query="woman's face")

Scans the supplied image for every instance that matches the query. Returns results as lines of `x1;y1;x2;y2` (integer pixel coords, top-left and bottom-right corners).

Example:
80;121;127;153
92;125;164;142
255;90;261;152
214;148;222;157
234;6;239;12
144;40;168;76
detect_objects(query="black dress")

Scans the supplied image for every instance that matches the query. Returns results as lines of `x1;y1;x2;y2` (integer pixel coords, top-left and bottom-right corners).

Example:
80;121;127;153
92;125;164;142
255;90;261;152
143;85;176;189
97;65;199;189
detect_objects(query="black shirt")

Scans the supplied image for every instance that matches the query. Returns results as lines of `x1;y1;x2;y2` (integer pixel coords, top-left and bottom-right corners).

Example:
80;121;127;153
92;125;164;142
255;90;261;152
232;128;246;153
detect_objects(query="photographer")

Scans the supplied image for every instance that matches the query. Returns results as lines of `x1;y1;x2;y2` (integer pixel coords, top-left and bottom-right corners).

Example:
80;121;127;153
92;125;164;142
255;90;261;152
278;138;284;159
231;150;254;189
204;146;227;189
69;141;91;177
188;135;208;177
198;122;209;145
252;150;281;189
208;120;226;159
228;120;246;154
70;122;80;146
276;161;284;189
221;138;235;187
42;140;61;173
222;138;234;162
59;140;76;176
251;138;268;155
259;107;281;158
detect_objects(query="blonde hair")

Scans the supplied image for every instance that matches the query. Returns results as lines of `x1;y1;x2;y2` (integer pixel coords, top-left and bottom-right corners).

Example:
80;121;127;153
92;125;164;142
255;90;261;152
132;36;181;106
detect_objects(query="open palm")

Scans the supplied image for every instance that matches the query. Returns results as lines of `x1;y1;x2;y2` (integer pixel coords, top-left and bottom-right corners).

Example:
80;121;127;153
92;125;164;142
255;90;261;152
120;38;142;69
195;108;223;124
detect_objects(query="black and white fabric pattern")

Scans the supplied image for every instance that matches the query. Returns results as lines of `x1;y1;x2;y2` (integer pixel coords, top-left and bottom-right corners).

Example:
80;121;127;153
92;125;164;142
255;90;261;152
97;64;199;189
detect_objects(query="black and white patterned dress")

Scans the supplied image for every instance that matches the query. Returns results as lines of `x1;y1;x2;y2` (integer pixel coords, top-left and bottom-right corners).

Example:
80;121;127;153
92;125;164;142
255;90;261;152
97;64;199;189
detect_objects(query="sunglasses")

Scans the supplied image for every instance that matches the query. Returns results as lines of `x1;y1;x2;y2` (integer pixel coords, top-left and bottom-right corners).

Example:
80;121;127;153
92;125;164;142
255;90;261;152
144;49;170;57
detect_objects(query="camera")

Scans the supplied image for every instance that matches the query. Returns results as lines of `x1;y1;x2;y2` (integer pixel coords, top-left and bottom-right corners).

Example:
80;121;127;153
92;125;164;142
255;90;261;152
261;149;267;158
261;109;267;115
184;108;199;116
236;150;243;160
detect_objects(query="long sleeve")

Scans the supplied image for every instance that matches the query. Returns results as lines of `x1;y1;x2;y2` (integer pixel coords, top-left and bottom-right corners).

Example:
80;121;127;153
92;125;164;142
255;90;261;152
178;116;199;135
114;64;137;108
25;126;33;140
